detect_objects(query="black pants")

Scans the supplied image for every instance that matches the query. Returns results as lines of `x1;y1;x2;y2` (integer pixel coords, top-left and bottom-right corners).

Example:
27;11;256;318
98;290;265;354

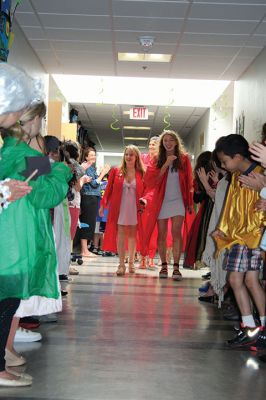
0;298;20;371
79;195;98;241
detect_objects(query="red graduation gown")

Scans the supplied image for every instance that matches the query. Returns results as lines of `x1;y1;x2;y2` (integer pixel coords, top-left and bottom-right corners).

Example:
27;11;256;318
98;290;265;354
101;167;144;252
142;153;194;255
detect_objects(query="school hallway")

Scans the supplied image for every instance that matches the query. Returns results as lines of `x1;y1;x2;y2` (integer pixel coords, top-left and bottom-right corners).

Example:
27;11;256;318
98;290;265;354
1;256;265;400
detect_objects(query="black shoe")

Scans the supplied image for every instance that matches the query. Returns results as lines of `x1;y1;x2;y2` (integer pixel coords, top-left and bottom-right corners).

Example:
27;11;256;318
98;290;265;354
198;295;215;303
102;251;113;257
59;274;69;282
250;327;266;351
227;326;261;348
201;272;211;280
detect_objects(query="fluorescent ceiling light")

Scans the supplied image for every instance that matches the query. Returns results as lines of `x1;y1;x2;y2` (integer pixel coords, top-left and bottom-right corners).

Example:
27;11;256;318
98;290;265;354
124;137;148;140
123;111;154;116
52;74;230;108
123;126;150;130
118;52;172;63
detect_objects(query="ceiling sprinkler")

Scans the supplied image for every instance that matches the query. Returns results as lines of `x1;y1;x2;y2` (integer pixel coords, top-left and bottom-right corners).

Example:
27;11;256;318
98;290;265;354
138;36;155;52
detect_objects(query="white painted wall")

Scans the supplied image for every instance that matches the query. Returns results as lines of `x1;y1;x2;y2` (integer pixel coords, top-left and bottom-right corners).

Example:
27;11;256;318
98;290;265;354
233;48;266;142
184;109;210;162
185;83;234;160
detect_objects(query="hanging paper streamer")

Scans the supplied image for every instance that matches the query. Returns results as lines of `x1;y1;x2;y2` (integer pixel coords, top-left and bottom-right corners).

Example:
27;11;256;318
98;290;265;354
163;107;171;130
162;87;174;130
110;108;120;131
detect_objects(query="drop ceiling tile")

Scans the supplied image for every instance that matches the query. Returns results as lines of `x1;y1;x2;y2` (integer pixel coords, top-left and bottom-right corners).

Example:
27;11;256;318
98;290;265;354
177;44;241;57
113;1;189;18
116;62;171;78
49;41;112;52
21;26;46;39
115;31;179;44
190;3;266;20
237;46;263;58
39;14;111;30
29;39;52;51
255;22;266;34
186;19;258;35
219;57;255;80
15;12;41;27
44;29;112;42
27;0;110;14
113;17;183;32
182;32;249;46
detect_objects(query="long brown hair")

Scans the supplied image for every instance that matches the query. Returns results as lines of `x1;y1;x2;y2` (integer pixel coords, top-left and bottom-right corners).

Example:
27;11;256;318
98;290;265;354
157;130;185;171
120;145;145;177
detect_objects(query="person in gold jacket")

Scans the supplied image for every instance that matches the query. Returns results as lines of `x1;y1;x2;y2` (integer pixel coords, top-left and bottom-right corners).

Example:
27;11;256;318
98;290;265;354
213;134;266;349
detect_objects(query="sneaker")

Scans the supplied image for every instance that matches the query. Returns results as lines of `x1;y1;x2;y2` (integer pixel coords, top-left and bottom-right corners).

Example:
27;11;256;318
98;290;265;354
198;282;210;293
227;326;261;348
14;327;42;343
250;327;266;351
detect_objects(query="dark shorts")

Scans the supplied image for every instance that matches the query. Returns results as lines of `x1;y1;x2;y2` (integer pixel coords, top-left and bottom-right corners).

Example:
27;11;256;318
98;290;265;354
224;244;262;273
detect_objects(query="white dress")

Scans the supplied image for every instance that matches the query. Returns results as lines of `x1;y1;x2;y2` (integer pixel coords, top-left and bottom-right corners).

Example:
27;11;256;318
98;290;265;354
117;179;137;225
158;168;185;219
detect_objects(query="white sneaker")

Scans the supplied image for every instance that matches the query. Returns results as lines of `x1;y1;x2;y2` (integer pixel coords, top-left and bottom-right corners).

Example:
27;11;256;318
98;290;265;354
14;328;42;343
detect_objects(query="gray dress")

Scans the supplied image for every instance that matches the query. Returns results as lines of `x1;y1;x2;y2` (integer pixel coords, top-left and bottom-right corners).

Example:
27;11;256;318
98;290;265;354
158;167;185;219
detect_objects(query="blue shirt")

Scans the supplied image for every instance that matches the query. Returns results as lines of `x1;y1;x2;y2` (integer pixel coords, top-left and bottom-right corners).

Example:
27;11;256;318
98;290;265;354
81;165;101;197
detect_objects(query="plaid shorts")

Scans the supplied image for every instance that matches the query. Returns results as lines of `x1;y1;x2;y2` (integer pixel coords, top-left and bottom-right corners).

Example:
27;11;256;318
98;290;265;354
224;244;262;273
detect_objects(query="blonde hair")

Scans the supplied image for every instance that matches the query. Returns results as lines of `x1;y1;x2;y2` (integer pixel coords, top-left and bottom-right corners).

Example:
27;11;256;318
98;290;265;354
1;102;46;141
120;145;145;177
157;130;186;170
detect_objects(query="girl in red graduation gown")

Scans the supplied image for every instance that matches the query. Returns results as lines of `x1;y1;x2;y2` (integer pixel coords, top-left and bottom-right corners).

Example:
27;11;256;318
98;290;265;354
99;145;145;276
140;136;160;269
141;130;194;280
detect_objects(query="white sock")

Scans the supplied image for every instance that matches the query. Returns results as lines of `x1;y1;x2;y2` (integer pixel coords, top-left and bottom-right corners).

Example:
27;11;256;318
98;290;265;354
260;316;266;326
242;315;256;328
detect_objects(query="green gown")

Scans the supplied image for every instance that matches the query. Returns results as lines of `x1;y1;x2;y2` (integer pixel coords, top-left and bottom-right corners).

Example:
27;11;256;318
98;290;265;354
0;136;72;301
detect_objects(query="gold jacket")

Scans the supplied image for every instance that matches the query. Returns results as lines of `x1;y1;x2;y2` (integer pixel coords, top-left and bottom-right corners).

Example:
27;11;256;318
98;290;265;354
215;166;265;252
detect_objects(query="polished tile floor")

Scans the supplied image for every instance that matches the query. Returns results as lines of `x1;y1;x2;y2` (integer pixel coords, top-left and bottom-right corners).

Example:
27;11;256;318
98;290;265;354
1;256;266;399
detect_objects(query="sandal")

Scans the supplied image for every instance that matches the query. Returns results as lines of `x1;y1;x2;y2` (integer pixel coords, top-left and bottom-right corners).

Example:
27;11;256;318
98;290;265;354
148;259;155;270
172;263;182;281
128;262;135;274
116;265;126;276
159;262;168;279
139;257;147;269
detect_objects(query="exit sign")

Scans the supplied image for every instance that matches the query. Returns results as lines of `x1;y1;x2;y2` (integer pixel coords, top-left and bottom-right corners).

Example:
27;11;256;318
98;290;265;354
130;107;149;120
